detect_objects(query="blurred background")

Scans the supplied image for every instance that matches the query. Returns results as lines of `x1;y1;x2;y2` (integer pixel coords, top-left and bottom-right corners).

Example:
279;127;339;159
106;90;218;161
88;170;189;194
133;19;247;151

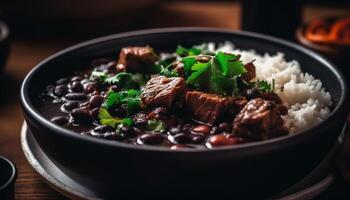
0;0;349;199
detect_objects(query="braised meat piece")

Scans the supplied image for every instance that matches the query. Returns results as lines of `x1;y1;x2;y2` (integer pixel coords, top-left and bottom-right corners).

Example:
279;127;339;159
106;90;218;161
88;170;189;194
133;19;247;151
243;88;283;105
117;46;158;72
233;98;288;140
169;60;185;77
241;62;256;82
141;75;186;108
259;92;282;104
185;91;247;125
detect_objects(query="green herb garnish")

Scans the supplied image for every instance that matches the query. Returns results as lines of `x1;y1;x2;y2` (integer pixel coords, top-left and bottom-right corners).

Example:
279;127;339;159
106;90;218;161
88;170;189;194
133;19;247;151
98;108;133;128
103;89;141;116
146;119;166;132
256;79;275;92
176;45;201;57
90;70;107;82
105;72;139;89
184;51;247;96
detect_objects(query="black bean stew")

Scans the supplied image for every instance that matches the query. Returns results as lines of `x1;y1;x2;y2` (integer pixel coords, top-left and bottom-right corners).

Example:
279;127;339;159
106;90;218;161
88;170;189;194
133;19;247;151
38;45;289;149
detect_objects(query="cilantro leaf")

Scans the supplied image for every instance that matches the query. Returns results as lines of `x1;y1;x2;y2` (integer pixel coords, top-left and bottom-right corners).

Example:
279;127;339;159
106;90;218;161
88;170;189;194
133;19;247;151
122;118;133;126
146;119;166;132
160;67;179;77
182;57;197;76
256;80;275;92
186;62;211;84
105;72;139;89
98;108;123;128
102;90;141;116
98;108;133;128
176;45;201;57
214;52;246;77
90;70;107;82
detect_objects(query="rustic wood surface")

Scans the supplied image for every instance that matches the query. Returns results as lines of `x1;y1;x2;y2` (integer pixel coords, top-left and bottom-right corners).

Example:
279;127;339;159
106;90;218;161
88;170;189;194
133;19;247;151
0;1;349;199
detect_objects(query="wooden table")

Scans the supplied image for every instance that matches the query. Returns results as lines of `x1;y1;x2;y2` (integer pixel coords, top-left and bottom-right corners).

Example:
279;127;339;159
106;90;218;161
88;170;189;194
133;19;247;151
0;1;349;199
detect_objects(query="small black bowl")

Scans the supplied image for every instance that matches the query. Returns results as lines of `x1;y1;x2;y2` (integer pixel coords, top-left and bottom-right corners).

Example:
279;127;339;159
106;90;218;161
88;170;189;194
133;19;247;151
0;156;16;200
20;28;349;199
0;20;9;74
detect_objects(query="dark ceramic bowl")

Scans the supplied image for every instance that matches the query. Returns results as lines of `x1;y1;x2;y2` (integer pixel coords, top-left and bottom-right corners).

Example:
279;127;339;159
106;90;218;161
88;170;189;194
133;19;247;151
0;156;16;200
20;28;349;199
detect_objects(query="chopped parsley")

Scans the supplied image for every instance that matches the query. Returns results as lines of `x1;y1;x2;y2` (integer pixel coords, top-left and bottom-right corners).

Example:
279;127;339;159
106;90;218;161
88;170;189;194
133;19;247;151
256;79;275;93
176;45;202;57
105;72;139;89
103;89;142;116
146;119;166;132
184;51;247;96
90;70;107;82
98;108;133;128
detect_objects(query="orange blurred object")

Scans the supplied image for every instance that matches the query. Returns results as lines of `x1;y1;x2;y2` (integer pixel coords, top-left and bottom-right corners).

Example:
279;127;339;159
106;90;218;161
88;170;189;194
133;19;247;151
305;18;350;46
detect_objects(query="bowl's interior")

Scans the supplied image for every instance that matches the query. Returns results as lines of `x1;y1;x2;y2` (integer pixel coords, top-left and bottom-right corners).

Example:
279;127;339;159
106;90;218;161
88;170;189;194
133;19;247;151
23;28;347;150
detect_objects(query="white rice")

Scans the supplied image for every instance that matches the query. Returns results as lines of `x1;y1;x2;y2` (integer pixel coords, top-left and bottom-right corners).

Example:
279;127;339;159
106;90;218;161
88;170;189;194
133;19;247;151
203;42;332;133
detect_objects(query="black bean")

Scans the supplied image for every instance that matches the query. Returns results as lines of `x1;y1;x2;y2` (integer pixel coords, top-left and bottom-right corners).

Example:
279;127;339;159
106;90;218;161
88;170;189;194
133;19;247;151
138;133;164;145
104;132;124;141
207;135;237;147
218;122;231;133
89;95;104;109
121;126;137;138
50;116;68;125
54;85;68;97
169;127;181;135
192;124;211;135
71;108;93;124
131;127;143;135
182;124;193;132
84;83;97;94
93;125;114;134
56;78;69;85
80;79;90;85
64;93;87;101
63;101;79;111
173;133;192;144
70;81;84;92
91;107;100;121
190;134;205;144
71;75;83;82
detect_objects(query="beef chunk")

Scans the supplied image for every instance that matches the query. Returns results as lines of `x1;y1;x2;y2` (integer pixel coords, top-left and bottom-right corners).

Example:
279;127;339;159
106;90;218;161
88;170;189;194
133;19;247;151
141;75;186;108
169;60;185;77
185;91;248;125
259;92;282;104
233;98;288;140
117;46;158;72
244;88;283;105
242;62;256;82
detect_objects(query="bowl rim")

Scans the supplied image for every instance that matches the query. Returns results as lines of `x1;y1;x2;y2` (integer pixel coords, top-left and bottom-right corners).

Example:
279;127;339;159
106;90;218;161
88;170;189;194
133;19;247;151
0;156;16;191
20;27;349;154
